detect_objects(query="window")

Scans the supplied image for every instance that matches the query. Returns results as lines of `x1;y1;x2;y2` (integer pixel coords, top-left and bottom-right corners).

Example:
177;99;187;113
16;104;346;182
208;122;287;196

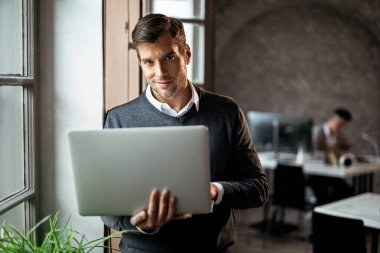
0;0;36;232
146;0;214;89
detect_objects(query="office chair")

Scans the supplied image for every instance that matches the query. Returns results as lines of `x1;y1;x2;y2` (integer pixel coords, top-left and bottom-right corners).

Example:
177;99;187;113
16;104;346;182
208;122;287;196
272;164;306;210
312;211;366;253
264;163;314;248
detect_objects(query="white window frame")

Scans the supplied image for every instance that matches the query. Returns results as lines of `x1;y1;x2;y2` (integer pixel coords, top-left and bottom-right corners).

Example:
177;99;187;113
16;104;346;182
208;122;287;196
0;0;36;231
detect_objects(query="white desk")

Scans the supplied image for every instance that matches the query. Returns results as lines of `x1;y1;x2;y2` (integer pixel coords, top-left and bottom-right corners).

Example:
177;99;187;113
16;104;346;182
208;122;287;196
314;193;380;230
258;152;380;193
304;160;380;178
258;151;380;178
314;193;380;253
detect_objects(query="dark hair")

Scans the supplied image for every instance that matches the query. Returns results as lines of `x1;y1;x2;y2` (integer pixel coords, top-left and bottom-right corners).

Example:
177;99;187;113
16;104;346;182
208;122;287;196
132;14;186;56
334;108;352;121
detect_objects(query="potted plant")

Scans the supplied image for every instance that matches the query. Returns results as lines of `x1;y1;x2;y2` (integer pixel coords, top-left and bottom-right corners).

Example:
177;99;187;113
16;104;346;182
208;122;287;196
0;212;130;252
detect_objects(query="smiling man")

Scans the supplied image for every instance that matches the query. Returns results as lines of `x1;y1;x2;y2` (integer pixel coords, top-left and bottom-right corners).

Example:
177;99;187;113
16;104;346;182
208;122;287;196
101;14;268;253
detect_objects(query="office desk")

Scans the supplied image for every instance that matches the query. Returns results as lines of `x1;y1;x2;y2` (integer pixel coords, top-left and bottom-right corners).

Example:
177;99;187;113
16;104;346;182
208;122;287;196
259;152;380;177
252;152;380;235
314;193;380;253
258;152;380;192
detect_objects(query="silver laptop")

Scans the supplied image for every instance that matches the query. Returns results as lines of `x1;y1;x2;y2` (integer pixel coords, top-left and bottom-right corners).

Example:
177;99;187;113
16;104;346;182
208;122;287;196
68;125;212;216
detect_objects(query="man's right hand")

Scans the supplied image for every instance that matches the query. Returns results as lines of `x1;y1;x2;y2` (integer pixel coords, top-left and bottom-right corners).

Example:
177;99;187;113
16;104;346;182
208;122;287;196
130;189;192;230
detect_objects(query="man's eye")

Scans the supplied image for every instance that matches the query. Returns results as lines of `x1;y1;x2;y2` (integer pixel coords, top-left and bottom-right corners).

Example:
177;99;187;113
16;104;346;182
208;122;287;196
165;55;175;61
144;60;154;66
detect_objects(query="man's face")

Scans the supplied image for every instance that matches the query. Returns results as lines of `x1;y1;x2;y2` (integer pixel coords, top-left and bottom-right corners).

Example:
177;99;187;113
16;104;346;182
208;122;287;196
137;32;190;101
330;116;348;133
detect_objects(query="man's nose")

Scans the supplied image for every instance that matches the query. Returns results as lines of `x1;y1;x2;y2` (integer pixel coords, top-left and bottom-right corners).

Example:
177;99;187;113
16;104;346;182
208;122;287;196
155;62;167;78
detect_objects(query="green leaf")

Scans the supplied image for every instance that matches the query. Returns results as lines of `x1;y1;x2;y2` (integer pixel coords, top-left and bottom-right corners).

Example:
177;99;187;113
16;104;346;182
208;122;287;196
0;212;130;253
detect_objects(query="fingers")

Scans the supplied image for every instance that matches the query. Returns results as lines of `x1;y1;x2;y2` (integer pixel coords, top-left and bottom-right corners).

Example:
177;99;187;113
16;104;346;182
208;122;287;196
166;196;177;222
173;213;192;220
157;189;170;224
130;189;159;227
130;210;147;226
131;188;193;230
147;189;160;226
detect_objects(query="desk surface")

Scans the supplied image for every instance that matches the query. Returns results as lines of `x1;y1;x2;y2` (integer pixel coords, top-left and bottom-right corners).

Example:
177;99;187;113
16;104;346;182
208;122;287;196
314;193;380;230
258;152;380;178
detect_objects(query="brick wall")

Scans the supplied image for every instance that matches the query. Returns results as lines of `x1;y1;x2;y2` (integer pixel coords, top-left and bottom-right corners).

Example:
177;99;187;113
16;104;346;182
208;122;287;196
214;0;380;190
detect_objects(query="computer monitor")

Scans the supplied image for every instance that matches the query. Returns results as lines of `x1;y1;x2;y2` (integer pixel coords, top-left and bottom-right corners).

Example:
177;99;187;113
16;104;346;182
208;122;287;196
246;111;313;153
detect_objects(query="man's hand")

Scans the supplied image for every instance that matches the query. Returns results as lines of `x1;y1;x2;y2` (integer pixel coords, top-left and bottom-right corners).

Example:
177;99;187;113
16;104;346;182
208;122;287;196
210;183;219;201
130;189;192;230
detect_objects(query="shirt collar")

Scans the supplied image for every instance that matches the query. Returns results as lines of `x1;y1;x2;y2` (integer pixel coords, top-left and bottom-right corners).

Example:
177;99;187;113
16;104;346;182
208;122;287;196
323;123;331;136
145;81;199;117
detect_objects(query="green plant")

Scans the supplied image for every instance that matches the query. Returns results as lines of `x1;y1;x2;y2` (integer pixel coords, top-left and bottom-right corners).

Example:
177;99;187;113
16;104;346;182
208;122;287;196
0;213;130;253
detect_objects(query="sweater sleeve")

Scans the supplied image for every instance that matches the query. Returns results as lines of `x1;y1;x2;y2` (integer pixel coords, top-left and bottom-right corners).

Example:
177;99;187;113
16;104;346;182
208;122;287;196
219;104;269;209
101;216;138;232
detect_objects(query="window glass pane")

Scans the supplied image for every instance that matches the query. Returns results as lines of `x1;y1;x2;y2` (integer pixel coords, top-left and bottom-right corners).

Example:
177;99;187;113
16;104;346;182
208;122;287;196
0;0;24;75
0;86;24;200
147;0;206;85
0;202;25;233
149;0;205;19
184;23;204;84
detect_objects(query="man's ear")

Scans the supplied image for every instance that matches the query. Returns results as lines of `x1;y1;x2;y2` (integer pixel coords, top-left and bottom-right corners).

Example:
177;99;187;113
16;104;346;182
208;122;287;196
185;44;191;65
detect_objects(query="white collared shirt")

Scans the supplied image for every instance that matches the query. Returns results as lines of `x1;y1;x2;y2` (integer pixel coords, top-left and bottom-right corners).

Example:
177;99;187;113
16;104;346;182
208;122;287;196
145;82;199;117
323;123;337;147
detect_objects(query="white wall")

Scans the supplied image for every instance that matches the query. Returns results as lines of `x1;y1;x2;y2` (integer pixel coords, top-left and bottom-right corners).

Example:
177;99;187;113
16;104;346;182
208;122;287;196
39;0;104;248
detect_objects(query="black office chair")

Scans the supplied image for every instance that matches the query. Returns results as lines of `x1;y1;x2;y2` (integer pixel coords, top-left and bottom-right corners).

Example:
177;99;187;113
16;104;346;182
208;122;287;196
272;164;306;210
264;163;314;249
312;211;366;253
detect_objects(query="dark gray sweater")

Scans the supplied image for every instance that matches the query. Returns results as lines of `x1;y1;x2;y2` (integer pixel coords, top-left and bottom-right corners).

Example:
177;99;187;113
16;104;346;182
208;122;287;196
101;87;268;253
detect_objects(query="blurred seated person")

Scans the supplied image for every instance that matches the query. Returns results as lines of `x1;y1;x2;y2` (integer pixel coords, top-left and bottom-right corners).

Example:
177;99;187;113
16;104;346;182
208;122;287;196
313;108;352;164
308;108;354;205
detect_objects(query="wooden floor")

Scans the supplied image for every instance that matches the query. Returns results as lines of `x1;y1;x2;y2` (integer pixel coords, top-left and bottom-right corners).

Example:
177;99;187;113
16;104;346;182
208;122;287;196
231;207;379;253
231;207;311;253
